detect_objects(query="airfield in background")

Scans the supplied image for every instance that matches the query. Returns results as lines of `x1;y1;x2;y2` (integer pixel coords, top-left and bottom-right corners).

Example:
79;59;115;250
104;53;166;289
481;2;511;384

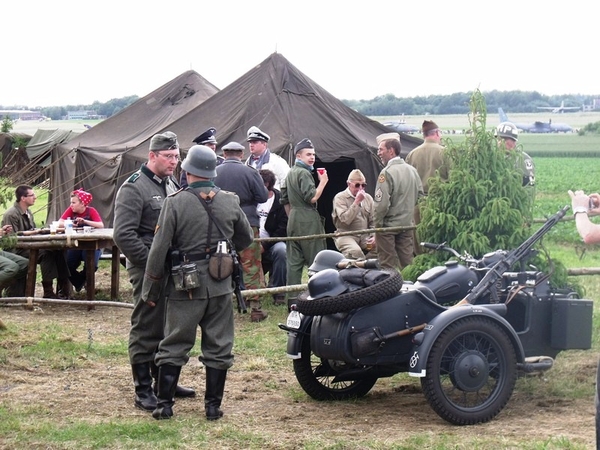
10;111;600;140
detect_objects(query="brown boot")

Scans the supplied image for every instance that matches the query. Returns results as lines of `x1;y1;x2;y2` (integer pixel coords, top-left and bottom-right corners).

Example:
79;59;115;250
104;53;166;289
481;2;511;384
273;294;286;306
249;301;268;322
42;281;56;298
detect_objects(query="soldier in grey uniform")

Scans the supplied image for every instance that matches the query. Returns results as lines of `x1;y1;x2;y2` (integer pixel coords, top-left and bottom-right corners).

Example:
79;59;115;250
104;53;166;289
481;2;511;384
374;133;423;270
496;122;535;187
141;145;253;420
113;131;195;413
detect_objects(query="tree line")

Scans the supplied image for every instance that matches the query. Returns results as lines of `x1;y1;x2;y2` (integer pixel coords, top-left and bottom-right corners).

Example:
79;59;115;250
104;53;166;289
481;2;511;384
2;91;598;121
343;91;599;116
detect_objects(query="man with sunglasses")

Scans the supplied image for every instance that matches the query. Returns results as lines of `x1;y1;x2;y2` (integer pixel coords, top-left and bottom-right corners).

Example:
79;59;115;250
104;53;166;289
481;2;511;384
332;169;375;260
114;131;195;413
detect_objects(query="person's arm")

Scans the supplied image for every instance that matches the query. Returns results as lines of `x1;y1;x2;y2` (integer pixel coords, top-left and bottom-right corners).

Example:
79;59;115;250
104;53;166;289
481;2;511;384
310;170;328;204
569;189;600;244
77;207;104;228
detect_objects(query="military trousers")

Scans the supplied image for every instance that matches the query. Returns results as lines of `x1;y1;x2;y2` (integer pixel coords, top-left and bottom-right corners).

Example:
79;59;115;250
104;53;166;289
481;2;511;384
238;226;265;302
128;265;167;365
286;208;326;287
0;250;28;295
375;230;414;271
155;293;235;371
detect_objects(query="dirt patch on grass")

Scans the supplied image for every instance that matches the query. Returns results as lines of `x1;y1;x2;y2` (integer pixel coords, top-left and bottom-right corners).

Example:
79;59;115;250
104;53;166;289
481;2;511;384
0;299;596;449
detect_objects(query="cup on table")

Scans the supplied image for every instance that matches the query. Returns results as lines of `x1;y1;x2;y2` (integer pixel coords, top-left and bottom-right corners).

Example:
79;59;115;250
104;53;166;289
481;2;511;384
83;226;93;234
50;221;59;235
317;168;326;176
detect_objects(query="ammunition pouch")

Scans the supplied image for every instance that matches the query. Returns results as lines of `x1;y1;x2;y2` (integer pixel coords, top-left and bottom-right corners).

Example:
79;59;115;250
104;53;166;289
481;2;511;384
171;262;201;291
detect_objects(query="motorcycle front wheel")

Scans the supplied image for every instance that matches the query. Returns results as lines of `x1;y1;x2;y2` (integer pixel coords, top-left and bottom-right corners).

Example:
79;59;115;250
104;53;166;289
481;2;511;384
293;334;377;401
421;316;517;425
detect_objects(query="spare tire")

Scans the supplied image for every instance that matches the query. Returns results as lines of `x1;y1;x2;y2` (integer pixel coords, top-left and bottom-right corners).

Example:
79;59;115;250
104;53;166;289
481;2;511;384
296;270;402;316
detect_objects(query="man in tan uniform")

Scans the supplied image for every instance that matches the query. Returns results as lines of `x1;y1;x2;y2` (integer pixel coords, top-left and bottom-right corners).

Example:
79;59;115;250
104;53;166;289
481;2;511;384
332;169;375;260
406;120;449;254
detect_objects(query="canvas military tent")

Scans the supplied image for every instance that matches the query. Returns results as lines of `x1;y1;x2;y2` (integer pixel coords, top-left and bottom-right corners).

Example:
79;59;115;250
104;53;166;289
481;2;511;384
129;52;422;237
48;70;219;224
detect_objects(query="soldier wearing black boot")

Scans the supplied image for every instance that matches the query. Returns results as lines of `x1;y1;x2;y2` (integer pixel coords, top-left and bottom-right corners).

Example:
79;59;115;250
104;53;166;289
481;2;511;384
114;132;196;412
142;145;253;420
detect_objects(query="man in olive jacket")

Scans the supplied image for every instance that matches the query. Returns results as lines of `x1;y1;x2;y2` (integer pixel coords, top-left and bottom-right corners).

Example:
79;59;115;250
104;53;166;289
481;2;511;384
142;145;253;421
374;133;423;270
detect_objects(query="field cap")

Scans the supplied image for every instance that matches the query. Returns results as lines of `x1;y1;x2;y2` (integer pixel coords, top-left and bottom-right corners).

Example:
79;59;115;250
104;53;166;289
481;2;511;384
422;120;439;135
150;131;178;151
294;138;314;154
222;141;245;152
376;132;400;146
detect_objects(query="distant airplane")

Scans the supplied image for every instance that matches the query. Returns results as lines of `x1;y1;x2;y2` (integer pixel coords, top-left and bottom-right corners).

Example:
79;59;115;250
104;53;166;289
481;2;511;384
382;117;419;134
536;100;580;114
498;108;573;133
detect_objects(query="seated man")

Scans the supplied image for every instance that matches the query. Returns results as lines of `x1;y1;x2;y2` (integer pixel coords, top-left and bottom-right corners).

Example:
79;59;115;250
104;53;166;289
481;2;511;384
257;169;288;306
332;169;376;260
0;224;28;297
2;185;70;298
59;189;104;292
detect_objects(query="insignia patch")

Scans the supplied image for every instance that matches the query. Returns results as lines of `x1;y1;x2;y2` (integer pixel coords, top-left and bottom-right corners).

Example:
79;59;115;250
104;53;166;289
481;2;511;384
374;188;383;202
378;175;385;184
127;173;140;183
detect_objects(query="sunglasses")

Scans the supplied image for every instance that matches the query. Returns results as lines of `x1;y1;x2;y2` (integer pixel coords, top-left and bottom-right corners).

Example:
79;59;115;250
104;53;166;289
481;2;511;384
351;183;367;188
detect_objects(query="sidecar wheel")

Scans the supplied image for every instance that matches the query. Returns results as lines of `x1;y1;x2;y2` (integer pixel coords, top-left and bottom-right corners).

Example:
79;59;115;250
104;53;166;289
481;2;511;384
421;316;517;425
295;270;402;316
293;333;377;400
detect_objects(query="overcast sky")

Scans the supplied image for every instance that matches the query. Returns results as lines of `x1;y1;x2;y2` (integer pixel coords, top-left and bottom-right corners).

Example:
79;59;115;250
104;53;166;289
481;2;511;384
3;0;597;108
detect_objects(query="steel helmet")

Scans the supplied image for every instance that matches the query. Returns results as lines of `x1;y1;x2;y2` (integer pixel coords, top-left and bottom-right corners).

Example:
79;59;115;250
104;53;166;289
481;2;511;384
181;145;217;178
307;269;348;300
308;250;345;274
496;122;519;142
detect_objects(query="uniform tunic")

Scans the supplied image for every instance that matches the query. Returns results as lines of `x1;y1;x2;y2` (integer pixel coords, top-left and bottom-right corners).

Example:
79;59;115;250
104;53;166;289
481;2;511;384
373;157;423;270
113;163;180;365
141;182;253;369
405;141;448;195
332;189;374;259
280;161;326;287
214;158;268;303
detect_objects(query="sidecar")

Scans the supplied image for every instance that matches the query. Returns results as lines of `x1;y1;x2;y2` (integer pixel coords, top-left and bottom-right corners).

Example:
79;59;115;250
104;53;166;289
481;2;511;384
280;267;593;425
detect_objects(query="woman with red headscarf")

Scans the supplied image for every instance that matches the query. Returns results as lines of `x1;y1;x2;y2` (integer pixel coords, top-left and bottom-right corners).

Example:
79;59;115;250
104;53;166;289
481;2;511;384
59;189;104;293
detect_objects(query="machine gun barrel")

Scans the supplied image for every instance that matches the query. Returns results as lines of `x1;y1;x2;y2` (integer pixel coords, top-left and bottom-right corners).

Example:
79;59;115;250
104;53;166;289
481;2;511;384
458;205;569;306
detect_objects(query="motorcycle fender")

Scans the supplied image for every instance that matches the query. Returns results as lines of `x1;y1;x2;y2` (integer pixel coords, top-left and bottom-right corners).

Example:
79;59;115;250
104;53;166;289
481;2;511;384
286;315;313;360
407;303;525;377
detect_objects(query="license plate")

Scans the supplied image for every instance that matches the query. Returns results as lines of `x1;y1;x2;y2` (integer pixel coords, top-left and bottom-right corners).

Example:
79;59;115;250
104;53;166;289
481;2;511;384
286;310;301;329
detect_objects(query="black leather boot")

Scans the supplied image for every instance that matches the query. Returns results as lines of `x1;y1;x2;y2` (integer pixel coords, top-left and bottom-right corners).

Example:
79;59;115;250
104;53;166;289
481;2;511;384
205;367;227;421
42;281;55;299
152;364;181;420
151;361;196;398
132;362;158;411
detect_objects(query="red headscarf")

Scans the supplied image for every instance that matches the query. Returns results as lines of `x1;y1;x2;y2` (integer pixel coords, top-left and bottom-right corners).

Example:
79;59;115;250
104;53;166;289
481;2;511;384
72;189;93;206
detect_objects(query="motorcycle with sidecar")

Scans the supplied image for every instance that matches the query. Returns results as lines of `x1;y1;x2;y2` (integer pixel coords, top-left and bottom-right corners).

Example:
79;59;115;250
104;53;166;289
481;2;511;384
279;206;593;425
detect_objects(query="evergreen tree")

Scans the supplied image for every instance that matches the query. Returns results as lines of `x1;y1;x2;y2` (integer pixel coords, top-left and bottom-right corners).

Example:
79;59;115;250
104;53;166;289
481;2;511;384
403;90;533;280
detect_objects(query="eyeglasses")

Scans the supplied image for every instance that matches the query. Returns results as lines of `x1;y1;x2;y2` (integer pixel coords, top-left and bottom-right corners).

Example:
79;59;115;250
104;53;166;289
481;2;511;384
153;152;180;161
26;194;37;197
351;183;367;188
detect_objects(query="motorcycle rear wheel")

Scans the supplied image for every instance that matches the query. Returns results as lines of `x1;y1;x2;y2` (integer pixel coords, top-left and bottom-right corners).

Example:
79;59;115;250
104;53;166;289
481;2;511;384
421;316;517;425
293;333;377;400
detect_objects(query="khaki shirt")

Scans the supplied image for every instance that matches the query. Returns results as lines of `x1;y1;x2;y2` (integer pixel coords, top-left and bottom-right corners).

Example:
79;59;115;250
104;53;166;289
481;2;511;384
332;189;374;234
405;140;449;194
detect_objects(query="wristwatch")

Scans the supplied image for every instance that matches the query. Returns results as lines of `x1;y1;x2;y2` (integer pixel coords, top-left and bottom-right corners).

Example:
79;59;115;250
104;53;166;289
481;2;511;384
573;206;588;216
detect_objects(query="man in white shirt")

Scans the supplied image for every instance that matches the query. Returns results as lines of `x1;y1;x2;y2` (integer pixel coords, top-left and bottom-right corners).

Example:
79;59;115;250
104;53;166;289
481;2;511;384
245;126;289;190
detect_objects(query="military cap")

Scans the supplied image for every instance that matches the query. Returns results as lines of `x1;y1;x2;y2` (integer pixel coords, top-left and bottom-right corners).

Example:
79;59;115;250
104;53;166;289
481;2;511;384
222;141;245;152
192;127;218;145
150;131;178;151
247;126;270;142
294;138;314;154
376;132;400;146
422;120;439;135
